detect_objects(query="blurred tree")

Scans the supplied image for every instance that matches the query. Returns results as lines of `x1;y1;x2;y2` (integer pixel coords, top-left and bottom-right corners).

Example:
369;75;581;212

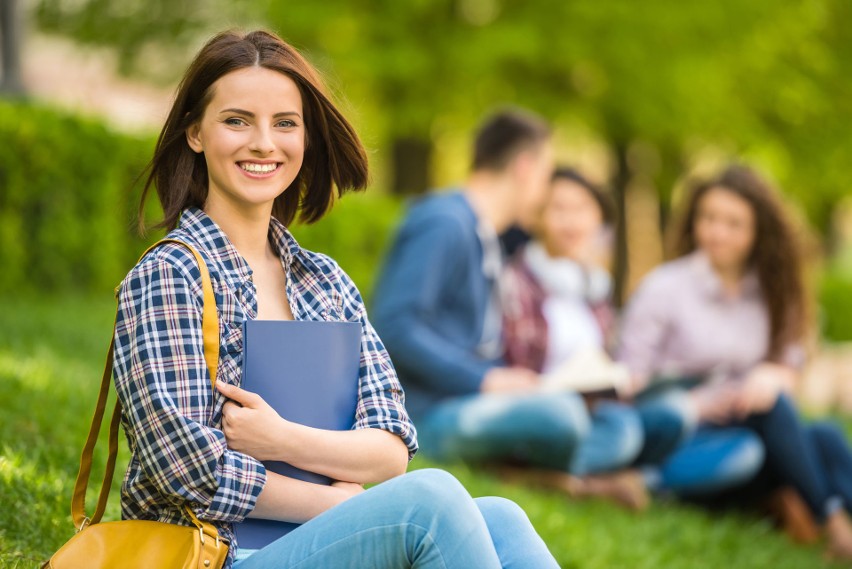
0;0;25;95
34;0;221;81
28;0;852;258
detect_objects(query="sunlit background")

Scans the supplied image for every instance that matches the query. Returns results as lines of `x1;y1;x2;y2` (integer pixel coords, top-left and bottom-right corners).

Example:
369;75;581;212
2;2;852;565
4;1;852;396
4;0;852;395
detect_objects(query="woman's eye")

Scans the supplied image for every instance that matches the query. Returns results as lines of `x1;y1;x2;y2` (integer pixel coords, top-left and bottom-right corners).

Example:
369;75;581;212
276;119;297;128
224;117;247;126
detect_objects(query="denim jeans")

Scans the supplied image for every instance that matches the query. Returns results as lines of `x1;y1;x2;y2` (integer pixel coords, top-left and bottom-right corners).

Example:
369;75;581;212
570;400;644;476
732;394;847;521
809;422;852;515
638;387;852;517
634;387;697;465
652;426;765;495
634;384;765;495
415;392;649;475
232;469;558;569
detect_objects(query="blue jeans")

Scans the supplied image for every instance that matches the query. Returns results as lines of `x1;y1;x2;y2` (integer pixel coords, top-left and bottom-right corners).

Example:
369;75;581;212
634;387;696;465
809;422;852;515
415;392;645;475
733;394;847;521
570;400;644;476
232;469;558;569
653;427;765;495
635;385;765;495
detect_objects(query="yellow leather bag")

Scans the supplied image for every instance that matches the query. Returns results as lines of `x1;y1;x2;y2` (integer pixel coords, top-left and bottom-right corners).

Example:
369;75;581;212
43;240;229;569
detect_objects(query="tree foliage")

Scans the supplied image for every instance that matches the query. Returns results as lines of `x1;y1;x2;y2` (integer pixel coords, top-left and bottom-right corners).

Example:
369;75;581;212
28;0;852;229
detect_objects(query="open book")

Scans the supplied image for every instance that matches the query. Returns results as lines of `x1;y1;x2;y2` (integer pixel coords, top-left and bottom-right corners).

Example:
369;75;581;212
539;346;630;399
233;319;361;549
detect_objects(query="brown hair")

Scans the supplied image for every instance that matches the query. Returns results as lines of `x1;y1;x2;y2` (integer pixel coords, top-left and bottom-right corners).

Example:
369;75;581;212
471;108;551;172
673;164;806;361
551;167;615;224
138;29;368;231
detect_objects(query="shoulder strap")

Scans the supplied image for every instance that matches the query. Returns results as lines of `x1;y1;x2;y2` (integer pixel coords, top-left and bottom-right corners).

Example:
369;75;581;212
71;239;219;530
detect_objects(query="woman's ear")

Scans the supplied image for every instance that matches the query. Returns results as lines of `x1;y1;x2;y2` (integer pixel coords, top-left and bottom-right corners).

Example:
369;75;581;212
186;122;203;153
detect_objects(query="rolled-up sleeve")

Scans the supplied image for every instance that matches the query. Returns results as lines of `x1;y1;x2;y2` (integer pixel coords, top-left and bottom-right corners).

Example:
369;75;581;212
322;258;418;459
113;251;266;522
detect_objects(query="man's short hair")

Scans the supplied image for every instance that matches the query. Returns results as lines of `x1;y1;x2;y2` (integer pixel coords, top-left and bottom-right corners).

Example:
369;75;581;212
471;108;551;172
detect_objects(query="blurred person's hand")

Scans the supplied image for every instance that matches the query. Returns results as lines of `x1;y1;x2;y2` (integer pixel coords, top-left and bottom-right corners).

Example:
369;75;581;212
732;363;794;419
618;373;649;401
690;383;739;425
480;367;540;393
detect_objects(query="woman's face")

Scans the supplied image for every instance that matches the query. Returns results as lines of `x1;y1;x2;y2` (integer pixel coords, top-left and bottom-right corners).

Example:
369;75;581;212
694;186;756;271
541;178;605;261
186;66;305;213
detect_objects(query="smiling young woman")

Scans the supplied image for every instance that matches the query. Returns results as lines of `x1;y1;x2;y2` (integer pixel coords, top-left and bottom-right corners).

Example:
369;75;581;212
619;165;852;559
116;29;558;569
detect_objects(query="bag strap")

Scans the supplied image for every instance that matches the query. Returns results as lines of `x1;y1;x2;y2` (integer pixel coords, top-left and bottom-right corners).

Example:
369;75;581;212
72;239;220;530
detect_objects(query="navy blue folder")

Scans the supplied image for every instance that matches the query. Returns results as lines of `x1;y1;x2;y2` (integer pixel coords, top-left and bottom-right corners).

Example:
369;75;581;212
233;319;361;550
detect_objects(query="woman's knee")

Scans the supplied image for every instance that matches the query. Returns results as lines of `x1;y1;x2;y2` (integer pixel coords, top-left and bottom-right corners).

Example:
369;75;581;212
539;392;591;444
474;496;531;530
395;468;469;504
718;432;766;486
641;390;697;440
498;392;591;448
809;422;849;455
766;392;799;421
594;403;645;464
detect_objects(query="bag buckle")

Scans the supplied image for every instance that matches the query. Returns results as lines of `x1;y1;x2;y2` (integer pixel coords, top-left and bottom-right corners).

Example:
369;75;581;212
197;525;222;548
77;516;91;532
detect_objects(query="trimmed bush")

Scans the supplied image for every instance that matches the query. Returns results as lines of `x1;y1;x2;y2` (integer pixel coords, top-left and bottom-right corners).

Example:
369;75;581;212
0;100;402;300
290;194;403;301
0;100;154;295
819;265;852;343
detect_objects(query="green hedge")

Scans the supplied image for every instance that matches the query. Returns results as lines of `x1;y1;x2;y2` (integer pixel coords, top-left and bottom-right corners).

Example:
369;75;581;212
290;195;402;299
0;100;402;300
0;100;154;295
819;264;852;343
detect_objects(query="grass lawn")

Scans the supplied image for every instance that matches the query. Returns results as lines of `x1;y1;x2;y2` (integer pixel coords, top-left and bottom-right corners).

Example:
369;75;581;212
0;294;848;568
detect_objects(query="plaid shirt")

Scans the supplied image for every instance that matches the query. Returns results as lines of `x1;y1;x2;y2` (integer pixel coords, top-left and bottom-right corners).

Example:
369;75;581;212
502;245;616;373
113;207;417;565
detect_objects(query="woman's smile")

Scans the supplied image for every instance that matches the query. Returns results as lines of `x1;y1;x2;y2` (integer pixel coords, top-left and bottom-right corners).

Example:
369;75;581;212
238;161;283;177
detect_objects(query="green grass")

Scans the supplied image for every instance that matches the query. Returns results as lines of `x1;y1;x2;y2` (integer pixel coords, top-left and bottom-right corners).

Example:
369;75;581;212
0;294;848;568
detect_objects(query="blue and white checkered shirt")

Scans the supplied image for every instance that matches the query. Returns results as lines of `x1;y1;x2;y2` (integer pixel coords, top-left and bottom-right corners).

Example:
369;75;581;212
112;207;417;566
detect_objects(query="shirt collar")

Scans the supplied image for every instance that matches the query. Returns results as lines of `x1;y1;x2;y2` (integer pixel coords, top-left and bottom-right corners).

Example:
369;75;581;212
176;207;304;282
687;250;760;301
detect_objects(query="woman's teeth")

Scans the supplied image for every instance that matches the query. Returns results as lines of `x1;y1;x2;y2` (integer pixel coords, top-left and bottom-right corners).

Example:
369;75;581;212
240;162;278;174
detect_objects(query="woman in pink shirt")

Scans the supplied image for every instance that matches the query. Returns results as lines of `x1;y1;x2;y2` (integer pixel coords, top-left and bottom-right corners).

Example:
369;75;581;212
619;165;852;559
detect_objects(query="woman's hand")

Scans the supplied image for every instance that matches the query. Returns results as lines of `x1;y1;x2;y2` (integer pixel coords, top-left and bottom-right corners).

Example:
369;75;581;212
216;381;289;461
690;383;739;425
732;363;794;419
480;367;540;393
331;480;366;500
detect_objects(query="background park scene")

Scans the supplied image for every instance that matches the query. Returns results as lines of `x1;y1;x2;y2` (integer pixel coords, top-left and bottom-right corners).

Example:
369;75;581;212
2;0;852;567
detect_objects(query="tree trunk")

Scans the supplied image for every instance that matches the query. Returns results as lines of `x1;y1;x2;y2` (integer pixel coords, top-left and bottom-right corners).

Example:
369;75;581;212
654;144;684;251
611;140;630;308
0;0;25;96
390;136;431;195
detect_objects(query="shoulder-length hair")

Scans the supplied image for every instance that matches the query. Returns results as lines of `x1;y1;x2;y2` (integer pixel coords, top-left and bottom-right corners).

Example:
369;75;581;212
672;164;806;361
138;29;368;231
551;167;615;225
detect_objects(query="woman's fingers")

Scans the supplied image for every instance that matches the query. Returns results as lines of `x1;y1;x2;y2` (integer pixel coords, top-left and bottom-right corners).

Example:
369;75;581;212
216;381;263;408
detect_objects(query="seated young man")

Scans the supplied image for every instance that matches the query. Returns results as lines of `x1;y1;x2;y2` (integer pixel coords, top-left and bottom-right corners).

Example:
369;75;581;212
371;110;648;508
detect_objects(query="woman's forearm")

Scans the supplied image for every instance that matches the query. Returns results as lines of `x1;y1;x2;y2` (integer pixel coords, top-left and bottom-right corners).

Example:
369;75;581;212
273;425;409;484
216;382;409;483
248;472;360;523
